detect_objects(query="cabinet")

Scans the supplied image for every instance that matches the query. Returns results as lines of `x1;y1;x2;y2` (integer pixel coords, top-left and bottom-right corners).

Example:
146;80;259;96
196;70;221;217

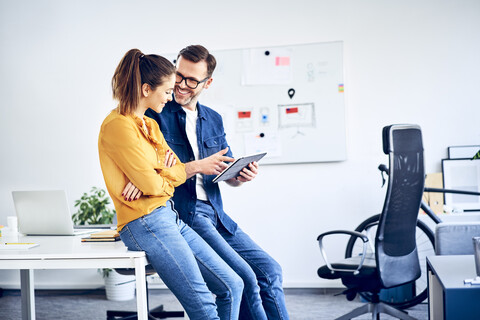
427;255;480;320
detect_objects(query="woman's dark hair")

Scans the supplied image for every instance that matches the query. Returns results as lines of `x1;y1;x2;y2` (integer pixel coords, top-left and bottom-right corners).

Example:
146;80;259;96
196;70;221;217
112;49;175;115
177;45;217;78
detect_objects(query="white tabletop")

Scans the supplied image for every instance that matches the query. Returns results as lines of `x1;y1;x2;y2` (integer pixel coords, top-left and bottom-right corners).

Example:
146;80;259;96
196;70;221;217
0;233;149;320
0;234;144;260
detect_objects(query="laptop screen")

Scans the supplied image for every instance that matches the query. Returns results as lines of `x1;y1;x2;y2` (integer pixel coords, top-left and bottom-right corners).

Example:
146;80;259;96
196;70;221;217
12;190;77;235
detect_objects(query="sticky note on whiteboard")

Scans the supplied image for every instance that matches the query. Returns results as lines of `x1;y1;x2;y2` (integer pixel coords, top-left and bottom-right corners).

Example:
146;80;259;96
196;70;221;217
238;111;252;119
275;56;290;66
286;107;299;114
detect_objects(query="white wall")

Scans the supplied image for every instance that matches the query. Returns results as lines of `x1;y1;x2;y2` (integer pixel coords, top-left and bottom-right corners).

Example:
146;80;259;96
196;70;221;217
1;0;479;288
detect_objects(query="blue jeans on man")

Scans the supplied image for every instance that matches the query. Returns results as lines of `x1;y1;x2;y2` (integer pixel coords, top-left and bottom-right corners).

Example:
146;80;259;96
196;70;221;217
193;200;289;320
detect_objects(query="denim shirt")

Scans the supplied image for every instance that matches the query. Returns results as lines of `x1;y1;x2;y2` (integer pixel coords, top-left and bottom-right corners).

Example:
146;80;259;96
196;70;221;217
146;100;238;234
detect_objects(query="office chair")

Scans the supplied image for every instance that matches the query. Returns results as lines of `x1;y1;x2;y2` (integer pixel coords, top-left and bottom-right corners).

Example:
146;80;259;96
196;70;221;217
106;265;184;320
317;124;424;320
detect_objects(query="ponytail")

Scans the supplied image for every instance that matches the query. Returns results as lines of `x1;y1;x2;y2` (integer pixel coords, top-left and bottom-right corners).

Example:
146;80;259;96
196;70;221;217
112;49;175;115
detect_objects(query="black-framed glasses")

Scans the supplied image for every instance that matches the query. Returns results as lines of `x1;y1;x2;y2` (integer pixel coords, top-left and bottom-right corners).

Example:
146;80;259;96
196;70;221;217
175;72;209;89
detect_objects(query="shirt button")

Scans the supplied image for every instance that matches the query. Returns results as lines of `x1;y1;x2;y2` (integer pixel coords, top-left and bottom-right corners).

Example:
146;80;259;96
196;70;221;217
191;177;195;181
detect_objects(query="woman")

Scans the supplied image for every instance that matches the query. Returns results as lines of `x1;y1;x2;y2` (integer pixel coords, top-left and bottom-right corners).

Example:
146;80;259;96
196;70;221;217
98;49;243;320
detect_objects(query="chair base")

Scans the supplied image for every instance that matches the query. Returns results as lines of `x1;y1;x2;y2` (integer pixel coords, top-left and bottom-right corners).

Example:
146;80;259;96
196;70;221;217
106;274;184;320
106;305;184;320
336;301;417;320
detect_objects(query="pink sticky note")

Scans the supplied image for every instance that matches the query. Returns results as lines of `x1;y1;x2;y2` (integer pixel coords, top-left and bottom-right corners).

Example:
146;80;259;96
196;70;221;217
275;56;290;66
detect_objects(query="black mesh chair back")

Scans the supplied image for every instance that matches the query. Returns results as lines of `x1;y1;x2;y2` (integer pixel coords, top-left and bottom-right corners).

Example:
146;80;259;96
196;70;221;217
316;124;425;320
377;124;424;288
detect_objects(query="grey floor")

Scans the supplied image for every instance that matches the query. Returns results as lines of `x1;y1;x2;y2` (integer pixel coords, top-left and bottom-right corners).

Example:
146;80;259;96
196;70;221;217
0;288;427;320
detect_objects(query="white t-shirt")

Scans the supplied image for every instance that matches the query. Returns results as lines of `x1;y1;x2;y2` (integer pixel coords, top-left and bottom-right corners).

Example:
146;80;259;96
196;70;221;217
184;108;208;201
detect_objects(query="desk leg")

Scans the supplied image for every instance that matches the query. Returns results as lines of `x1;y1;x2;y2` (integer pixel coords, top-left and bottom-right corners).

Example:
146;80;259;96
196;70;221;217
20;269;35;320
134;258;148;320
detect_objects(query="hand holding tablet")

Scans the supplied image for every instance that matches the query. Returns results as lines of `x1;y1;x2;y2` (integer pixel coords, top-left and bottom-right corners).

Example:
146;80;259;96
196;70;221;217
212;152;267;183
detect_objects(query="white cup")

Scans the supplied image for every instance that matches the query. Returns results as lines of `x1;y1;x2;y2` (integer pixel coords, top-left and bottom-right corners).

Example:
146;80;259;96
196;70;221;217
473;237;480;278
7;216;18;233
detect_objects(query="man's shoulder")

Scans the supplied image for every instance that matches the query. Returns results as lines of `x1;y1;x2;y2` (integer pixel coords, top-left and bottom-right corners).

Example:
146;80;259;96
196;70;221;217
164;101;185;117
145;102;178;122
198;102;222;121
145;108;160;121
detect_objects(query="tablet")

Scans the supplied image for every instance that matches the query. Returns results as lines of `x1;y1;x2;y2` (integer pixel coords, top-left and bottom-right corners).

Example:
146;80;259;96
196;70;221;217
212;152;267;183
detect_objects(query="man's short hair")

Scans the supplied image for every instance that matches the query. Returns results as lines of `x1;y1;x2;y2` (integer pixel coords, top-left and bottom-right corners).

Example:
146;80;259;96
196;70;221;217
178;45;217;77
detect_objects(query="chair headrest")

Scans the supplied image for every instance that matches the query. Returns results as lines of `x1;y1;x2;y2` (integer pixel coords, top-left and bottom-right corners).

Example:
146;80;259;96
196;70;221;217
382;124;423;155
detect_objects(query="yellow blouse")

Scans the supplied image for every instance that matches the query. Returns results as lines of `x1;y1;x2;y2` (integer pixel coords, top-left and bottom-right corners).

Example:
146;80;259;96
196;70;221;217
98;110;186;231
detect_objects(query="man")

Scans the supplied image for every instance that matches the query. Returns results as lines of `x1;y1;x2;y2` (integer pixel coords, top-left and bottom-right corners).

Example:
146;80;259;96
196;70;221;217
146;45;289;320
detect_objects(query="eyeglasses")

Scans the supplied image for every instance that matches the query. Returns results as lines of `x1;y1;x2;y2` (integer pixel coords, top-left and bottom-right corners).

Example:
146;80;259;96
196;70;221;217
175;72;209;89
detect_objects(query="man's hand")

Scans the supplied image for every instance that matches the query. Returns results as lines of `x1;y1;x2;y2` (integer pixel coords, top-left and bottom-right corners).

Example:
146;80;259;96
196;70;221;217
237;161;259;182
226;161;259;186
186;147;234;178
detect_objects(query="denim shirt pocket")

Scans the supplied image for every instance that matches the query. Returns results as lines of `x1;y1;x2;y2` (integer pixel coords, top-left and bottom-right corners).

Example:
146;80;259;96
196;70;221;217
203;135;227;157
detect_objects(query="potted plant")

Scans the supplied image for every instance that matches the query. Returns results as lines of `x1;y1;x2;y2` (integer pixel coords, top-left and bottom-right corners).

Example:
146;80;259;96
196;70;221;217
73;187;135;301
101;268;136;301
72;187;115;225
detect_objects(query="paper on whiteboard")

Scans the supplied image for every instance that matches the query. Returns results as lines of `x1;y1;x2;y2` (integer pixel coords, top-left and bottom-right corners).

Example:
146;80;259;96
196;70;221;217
278;103;316;129
241;48;293;86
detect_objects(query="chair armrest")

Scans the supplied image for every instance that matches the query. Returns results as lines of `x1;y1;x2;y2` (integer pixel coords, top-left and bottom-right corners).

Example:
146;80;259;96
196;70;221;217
317;230;369;242
317;230;369;275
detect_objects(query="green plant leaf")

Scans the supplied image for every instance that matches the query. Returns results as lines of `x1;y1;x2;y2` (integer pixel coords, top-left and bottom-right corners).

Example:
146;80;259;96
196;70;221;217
72;187;115;225
473;150;480;160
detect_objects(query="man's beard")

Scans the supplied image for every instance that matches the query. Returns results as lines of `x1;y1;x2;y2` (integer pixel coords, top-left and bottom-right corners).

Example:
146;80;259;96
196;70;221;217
175;87;201;107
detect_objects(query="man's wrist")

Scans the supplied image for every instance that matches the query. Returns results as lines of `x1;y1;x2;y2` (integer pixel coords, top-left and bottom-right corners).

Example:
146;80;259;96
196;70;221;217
185;160;201;179
226;176;242;187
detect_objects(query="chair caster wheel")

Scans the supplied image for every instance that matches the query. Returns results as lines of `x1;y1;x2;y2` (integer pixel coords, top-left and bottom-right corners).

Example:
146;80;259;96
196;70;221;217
346;291;357;301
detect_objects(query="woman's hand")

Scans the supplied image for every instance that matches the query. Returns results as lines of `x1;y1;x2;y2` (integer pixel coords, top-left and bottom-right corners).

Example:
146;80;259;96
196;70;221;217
122;181;142;201
165;149;177;168
123;150;175;201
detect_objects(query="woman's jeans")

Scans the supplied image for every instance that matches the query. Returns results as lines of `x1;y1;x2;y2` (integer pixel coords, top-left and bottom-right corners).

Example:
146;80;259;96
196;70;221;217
192;200;290;320
119;201;243;320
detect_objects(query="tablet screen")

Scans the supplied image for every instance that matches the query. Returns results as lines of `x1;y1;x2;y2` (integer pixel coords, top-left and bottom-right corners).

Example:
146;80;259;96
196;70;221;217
212;152;267;183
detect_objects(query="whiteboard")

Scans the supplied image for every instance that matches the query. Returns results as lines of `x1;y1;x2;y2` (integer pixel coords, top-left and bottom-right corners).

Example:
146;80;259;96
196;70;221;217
166;41;346;164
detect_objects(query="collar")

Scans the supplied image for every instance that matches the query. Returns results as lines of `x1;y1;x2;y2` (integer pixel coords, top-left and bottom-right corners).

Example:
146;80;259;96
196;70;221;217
130;114;161;146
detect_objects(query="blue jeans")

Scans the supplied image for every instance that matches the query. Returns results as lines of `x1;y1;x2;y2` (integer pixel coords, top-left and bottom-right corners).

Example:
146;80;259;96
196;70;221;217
191;200;290;320
119;201;243;320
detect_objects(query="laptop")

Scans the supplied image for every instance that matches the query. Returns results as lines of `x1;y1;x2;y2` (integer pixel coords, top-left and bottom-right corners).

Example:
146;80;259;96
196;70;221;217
12;190;97;236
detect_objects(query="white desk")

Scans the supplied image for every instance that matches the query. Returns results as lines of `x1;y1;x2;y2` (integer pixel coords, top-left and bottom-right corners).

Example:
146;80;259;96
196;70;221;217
0;234;148;320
